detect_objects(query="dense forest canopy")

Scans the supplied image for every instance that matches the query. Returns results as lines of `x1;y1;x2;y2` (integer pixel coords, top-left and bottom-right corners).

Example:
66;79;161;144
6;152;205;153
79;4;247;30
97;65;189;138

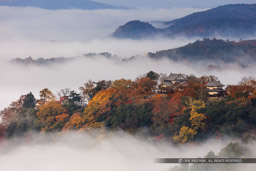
1;71;256;144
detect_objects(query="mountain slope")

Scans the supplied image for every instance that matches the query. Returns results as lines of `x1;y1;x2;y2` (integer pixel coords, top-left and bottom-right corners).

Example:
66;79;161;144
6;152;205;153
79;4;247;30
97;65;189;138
148;38;256;65
0;0;122;10
11;39;256;67
162;4;256;37
111;20;157;39
112;4;256;39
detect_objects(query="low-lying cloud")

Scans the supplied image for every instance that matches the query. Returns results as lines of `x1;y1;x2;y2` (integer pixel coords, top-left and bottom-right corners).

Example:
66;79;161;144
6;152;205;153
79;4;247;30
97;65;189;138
2;52;256;111
0;131;251;171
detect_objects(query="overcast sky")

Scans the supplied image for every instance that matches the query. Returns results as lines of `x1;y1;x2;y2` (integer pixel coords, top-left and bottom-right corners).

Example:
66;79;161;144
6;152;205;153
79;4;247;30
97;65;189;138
95;0;255;8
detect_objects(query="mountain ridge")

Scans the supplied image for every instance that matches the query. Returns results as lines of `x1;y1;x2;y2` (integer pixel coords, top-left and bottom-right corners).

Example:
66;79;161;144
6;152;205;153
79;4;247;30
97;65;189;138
148;38;256;66
112;4;256;39
11;38;256;67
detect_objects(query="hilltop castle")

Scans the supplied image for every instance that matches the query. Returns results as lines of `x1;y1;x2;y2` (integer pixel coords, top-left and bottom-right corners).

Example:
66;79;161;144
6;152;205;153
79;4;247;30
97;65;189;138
157;72;225;99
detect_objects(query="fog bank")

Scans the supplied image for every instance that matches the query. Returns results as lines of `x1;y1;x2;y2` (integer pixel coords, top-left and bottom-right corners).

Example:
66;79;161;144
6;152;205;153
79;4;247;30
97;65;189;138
2;53;256;110
0;131;247;171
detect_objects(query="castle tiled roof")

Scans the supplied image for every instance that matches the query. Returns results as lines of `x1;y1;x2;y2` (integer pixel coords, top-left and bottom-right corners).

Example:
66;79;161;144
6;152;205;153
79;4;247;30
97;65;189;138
205;80;224;87
164;73;187;82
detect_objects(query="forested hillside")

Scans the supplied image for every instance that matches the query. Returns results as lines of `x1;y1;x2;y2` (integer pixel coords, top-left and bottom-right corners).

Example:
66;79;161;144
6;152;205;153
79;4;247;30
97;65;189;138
148;38;256;65
1;72;256;144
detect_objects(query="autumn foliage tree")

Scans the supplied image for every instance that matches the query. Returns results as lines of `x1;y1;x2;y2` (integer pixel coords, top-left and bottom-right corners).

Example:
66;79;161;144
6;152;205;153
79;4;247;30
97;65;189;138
83;88;117;127
37;88;56;106
2;72;256;143
226;85;254;99
173;126;197;144
36;101;67;131
1;94;39;138
173;100;206;144
189;100;207;132
0;95;26;127
168;92;187;118
151;94;171;135
80;80;111;99
111;79;133;105
131;77;156;99
63;113;85;130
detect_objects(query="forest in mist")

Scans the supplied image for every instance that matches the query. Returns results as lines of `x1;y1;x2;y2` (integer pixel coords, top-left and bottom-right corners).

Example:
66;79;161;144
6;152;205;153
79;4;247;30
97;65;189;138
1;70;256;171
1;2;256;171
0;131;256;171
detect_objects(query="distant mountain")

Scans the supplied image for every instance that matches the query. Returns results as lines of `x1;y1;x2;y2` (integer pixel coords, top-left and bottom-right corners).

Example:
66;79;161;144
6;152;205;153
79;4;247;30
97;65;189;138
111;20;157;39
148;38;256;66
11;52;120;66
11;39;256;67
112;4;256;39
0;0;123;10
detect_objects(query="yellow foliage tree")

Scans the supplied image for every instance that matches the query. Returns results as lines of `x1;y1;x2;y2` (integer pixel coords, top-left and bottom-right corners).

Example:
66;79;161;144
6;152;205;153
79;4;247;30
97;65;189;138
173;100;206;144
189;100;207;131
111;79;133;90
173;126;197;144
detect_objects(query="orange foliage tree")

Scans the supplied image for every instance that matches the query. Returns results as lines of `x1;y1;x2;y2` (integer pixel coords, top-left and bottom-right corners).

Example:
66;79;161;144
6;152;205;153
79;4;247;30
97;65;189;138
63;113;85;130
83;88;117;125
168;92;187;120
131;77;156;100
36;101;68;131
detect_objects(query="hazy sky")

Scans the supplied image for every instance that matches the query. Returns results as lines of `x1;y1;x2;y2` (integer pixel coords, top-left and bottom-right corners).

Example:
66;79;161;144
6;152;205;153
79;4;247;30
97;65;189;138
0;6;204;42
95;0;255;8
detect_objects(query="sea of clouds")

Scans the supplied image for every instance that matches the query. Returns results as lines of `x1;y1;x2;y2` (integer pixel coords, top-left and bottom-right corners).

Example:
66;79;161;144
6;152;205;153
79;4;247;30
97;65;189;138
1;131;254;171
0;6;256;110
